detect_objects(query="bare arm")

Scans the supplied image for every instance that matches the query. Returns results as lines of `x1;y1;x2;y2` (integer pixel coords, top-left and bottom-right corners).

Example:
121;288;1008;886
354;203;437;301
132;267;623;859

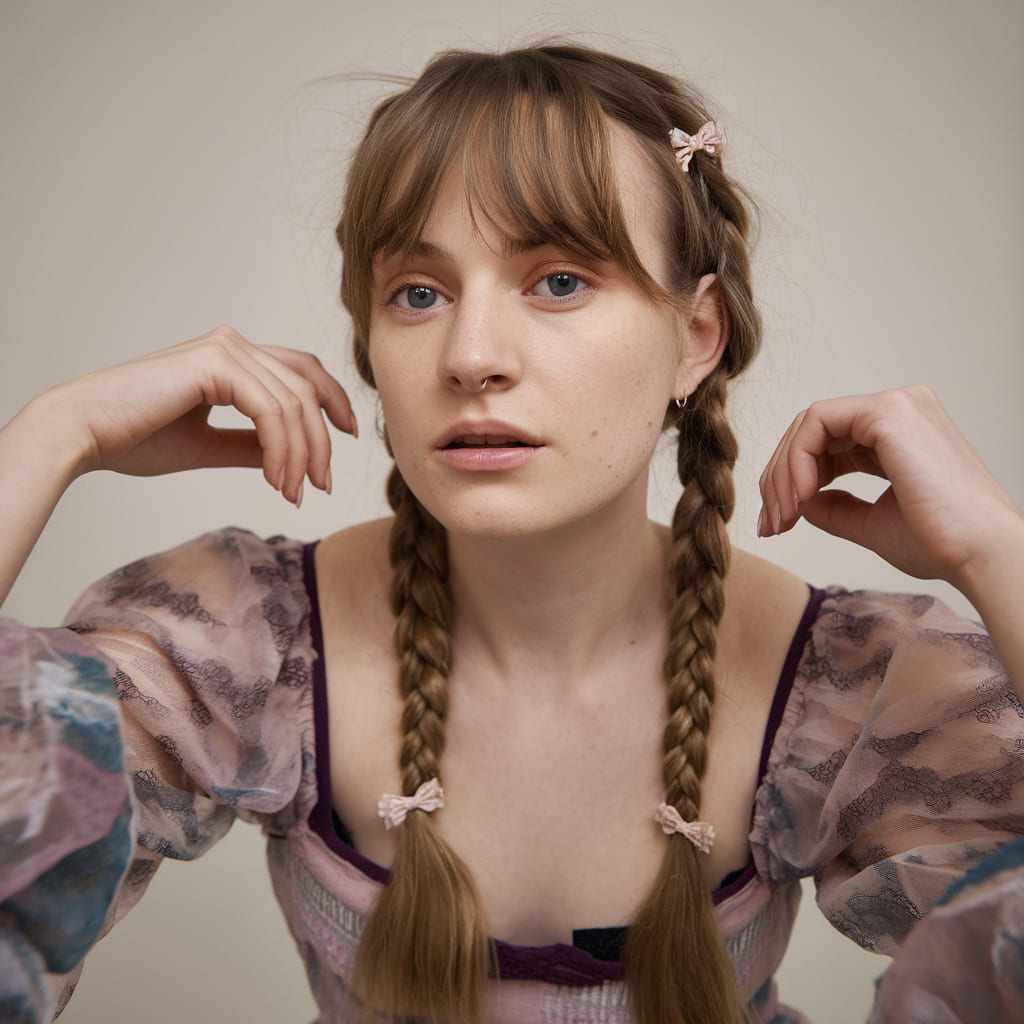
757;385;1024;697
0;326;357;609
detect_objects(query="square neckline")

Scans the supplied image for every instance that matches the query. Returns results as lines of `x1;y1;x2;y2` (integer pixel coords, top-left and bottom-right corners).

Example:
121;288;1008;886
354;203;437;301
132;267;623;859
299;539;824;981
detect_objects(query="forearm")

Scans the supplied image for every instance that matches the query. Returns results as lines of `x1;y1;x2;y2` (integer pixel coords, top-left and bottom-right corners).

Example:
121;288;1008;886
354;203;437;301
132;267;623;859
954;507;1024;706
0;388;85;609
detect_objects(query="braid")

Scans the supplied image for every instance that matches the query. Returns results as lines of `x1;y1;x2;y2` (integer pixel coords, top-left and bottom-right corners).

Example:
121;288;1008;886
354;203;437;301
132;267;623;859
620;135;759;1021
622;376;747;1024
663;374;735;813
352;467;492;1023
386;467;452;793
338;42;765;1023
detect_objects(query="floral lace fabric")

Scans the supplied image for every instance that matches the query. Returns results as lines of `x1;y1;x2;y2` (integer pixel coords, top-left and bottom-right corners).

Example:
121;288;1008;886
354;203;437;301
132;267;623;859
1;528;1022;1022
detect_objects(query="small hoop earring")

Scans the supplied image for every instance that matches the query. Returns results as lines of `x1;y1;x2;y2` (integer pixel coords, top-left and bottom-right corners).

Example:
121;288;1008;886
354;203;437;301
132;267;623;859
674;394;688;410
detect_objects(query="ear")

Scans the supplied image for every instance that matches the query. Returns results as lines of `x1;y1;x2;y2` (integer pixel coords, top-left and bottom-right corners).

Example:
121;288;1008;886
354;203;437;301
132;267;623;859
673;273;728;399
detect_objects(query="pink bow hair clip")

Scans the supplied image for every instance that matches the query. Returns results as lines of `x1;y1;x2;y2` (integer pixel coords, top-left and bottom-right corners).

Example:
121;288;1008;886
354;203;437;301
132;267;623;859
377;778;445;830
668;122;722;172
655;802;715;854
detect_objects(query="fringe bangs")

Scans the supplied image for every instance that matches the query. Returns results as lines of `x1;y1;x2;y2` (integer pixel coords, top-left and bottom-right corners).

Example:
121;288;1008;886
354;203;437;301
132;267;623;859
339;49;666;383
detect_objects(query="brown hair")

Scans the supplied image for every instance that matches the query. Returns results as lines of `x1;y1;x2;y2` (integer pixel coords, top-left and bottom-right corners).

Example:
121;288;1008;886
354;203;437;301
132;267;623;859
337;44;760;1023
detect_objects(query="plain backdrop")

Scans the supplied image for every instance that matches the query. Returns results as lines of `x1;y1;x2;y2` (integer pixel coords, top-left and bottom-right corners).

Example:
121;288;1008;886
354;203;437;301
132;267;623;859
2;1;1021;1021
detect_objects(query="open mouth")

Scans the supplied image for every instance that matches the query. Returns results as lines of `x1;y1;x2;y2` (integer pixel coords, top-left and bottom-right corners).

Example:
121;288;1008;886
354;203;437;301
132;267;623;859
445;436;530;449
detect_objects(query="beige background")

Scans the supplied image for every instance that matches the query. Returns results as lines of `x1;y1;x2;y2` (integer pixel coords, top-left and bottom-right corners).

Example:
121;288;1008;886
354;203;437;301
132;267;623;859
2;1;1021;1021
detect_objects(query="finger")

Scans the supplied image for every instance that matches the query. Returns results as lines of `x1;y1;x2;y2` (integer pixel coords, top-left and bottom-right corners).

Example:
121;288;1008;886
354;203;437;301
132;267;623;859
758;410;806;536
266;347;358;439
791;488;876;546
256;349;356;495
190;338;309;500
783;395;894;499
187;330;356;504
193;428;265;471
766;397;884;535
240;356;311;504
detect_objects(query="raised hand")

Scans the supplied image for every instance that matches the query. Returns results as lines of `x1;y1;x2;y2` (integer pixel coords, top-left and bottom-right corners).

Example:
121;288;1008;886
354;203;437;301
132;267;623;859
31;327;355;503
0;327;357;605
756;385;1023;591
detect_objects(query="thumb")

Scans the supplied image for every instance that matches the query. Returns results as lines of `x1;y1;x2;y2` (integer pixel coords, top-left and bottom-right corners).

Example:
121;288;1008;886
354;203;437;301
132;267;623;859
195;428;266;470
799;488;878;548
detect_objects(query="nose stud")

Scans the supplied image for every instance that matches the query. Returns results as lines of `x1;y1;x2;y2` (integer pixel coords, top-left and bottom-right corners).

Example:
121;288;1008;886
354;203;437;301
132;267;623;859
478;376;490;392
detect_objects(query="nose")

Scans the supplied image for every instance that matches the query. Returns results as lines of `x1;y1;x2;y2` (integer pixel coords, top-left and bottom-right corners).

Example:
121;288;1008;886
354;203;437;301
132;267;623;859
437;290;521;394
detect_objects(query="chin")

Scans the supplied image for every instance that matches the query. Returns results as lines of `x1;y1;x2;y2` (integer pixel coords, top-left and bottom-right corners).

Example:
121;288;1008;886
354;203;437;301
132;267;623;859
423;500;559;542
422;488;641;548
396;456;651;544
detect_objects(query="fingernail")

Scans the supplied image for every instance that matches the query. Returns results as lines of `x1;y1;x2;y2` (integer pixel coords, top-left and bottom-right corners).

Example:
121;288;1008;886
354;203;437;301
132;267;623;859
774;504;782;535
352;415;359;439
756;506;765;537
277;467;286;492
295;480;304;509
325;467;333;495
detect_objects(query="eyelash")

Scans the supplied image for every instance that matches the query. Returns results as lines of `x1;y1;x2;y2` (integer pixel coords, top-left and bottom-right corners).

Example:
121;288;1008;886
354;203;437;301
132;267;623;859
533;268;593;302
384;266;595;312
386;282;443;312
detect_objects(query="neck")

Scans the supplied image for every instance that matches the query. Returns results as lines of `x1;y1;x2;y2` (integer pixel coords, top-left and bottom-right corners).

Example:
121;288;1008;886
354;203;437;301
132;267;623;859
446;502;671;689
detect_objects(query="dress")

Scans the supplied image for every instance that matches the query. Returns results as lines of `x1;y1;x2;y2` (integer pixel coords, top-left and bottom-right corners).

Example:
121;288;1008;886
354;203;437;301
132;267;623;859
1;527;1023;1023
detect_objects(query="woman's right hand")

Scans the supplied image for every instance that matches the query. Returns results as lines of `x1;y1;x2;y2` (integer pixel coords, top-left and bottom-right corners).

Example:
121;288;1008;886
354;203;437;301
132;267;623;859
36;326;358;505
0;327;357;607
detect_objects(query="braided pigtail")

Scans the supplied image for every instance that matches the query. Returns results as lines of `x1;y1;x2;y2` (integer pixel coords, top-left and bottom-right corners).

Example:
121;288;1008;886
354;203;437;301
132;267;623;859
352;466;492;1022
338;44;764;1021
621;104;760;1020
623;373;746;1024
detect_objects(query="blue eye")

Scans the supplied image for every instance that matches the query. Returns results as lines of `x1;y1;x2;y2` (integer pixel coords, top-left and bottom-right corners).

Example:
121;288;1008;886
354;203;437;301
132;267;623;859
545;272;581;297
400;285;438;309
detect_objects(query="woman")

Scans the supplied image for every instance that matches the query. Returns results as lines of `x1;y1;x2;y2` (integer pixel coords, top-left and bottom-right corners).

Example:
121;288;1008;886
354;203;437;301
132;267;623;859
1;45;1022;1024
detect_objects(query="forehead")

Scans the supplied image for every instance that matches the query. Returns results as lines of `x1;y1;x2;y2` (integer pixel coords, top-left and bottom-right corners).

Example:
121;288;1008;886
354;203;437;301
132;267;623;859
384;116;674;285
603;120;674;285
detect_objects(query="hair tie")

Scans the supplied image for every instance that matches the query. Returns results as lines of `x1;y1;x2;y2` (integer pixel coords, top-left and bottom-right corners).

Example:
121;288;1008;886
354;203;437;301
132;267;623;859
378;778;445;830
655;802;715;854
668;122;722;173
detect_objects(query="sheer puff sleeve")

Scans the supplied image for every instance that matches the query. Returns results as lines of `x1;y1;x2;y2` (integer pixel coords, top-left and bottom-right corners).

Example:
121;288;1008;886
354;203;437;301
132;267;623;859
751;588;1024;1021
1;529;315;1022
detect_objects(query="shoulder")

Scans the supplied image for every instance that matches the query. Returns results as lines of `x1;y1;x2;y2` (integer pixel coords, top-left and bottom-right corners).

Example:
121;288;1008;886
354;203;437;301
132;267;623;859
716;548;812;702
63;527;318;701
315;517;392;593
801;586;1006;707
752;583;1024;958
64;527;311;630
754;580;1023;868
313;518;395;674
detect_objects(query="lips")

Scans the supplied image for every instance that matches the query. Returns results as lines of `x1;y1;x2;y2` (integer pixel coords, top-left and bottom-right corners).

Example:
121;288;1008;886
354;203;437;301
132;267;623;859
435;421;543;450
447;435;528;449
434;420;544;471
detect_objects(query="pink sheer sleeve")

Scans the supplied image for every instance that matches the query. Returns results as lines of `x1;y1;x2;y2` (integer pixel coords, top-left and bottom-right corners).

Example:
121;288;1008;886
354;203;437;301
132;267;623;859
0;529;316;1021
751;588;1024;1019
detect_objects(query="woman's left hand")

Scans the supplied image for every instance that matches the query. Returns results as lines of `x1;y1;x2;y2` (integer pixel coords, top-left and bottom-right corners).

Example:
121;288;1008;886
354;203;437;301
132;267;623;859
757;385;1024;592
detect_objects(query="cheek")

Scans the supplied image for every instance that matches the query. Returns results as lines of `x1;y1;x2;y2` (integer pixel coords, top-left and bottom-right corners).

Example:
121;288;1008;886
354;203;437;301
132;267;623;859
370;338;424;412
589;318;680;410
368;352;426;468
583;324;679;461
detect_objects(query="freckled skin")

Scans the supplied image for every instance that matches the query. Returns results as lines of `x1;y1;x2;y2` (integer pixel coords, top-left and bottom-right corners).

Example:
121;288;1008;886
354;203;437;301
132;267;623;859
365;122;732;546
368;131;704;542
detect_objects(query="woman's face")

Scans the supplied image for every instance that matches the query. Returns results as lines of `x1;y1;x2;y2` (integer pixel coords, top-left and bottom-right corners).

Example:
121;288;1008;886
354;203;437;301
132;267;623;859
367;124;720;541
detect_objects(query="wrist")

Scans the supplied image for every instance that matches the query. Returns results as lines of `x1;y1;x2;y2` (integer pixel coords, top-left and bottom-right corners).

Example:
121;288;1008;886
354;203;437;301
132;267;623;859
10;385;96;487
950;503;1024;612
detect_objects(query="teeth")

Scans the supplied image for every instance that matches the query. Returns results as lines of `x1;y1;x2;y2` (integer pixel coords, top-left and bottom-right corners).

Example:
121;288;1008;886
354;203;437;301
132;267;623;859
453;435;525;448
465;435;510;446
